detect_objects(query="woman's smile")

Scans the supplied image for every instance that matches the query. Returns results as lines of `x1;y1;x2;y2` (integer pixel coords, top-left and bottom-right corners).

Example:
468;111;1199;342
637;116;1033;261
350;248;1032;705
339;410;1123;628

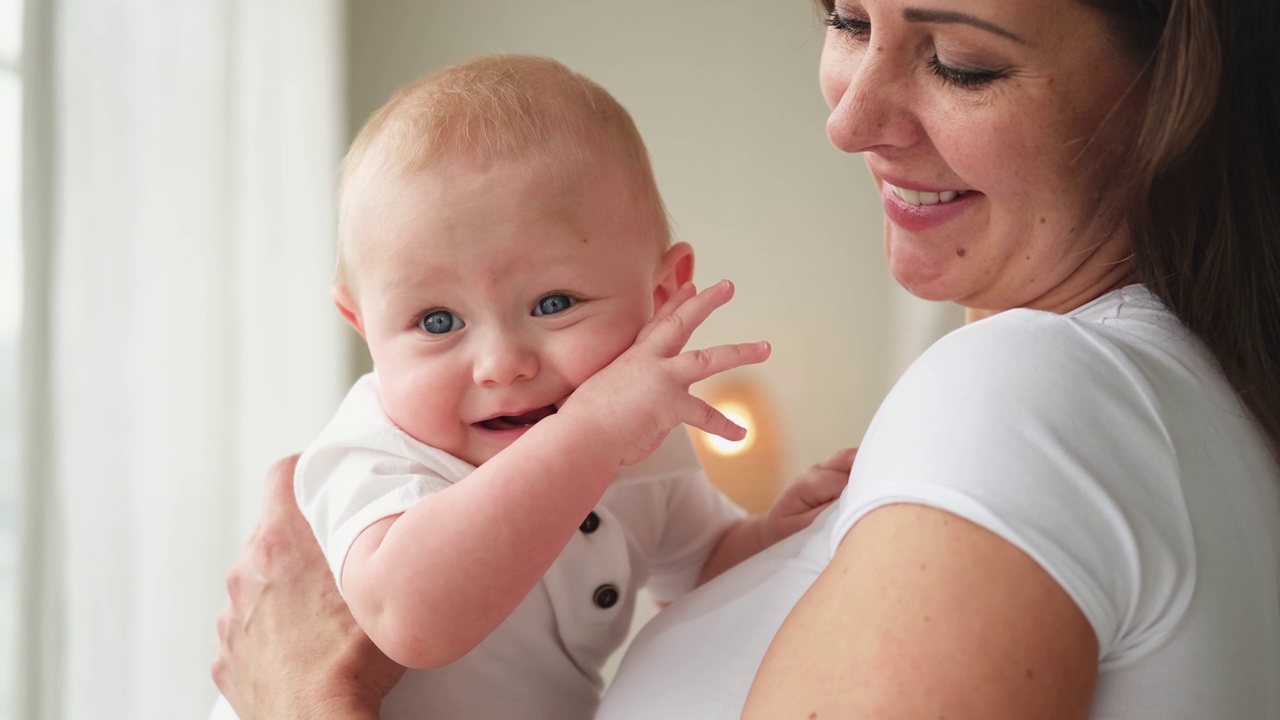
879;180;979;233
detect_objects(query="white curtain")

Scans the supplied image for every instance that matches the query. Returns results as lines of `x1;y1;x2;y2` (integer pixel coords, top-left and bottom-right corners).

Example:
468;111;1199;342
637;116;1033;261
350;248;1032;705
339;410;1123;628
18;1;350;717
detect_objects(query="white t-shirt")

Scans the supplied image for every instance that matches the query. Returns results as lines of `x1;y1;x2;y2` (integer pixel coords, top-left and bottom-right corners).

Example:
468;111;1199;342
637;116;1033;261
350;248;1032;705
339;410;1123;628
297;373;744;720
599;285;1280;719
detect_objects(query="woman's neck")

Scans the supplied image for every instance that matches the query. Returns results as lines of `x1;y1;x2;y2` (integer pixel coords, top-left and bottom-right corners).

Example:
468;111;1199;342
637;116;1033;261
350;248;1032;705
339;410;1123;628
964;262;1141;324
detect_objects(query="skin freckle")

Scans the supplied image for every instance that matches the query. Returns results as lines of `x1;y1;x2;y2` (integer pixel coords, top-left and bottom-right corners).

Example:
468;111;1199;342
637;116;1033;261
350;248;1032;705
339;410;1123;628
956;247;967;257
1039;217;1047;224
1026;668;1035;680
809;713;818;719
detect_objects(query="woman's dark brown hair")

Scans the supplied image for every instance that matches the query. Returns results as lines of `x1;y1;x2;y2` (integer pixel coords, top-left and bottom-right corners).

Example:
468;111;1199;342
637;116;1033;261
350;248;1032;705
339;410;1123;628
1104;0;1280;460
816;0;1280;459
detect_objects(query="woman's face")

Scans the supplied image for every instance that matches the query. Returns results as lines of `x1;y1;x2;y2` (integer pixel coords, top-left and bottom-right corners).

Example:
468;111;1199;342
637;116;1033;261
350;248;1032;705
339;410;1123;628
820;0;1144;313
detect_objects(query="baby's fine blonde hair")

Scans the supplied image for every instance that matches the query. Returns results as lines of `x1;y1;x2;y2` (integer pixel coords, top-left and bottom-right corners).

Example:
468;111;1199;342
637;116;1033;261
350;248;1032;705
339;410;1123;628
336;54;671;287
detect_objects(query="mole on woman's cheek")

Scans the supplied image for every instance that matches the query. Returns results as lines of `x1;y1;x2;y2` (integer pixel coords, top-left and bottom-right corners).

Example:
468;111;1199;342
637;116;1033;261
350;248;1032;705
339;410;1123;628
955;248;967;257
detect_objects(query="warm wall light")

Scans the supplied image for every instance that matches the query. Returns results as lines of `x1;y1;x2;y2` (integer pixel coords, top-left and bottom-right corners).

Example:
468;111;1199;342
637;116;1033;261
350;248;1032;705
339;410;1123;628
704;401;756;456
690;377;784;515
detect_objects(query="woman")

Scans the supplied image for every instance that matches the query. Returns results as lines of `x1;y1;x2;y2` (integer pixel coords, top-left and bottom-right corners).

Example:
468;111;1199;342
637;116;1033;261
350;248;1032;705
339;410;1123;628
213;0;1280;716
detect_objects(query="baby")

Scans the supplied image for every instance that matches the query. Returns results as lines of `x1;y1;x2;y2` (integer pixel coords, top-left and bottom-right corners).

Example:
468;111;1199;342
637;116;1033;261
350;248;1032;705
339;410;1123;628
211;55;849;720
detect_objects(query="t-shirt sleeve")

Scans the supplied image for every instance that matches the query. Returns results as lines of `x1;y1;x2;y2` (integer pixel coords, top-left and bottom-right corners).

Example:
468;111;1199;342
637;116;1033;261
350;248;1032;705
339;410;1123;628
831;311;1195;661
295;437;453;593
644;472;747;603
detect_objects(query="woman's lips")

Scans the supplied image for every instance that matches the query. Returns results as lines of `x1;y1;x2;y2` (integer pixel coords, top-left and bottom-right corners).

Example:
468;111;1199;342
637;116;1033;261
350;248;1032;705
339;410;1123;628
880;181;979;233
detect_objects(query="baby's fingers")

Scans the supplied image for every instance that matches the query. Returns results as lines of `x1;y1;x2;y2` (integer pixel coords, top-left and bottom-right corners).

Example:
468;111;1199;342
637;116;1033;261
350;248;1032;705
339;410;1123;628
803;467;851;504
642;279;736;350
650;281;698;325
819;447;858;474
678;395;749;441
672;340;772;386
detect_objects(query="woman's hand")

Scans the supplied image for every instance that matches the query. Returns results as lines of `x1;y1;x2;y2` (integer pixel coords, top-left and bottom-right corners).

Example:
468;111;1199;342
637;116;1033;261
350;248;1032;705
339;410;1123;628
212;456;405;720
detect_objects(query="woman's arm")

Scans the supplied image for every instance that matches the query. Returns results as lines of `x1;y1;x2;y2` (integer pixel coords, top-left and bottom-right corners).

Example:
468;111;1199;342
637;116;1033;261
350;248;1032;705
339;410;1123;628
743;504;1098;719
212;456;404;720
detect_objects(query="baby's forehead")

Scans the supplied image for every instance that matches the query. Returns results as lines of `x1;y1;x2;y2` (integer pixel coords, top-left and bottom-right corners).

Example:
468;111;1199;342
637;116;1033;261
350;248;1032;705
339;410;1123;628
346;152;662;257
357;143;635;216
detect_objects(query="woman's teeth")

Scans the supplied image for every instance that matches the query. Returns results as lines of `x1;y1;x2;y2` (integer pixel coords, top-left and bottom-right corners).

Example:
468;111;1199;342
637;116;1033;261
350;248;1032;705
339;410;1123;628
889;183;969;206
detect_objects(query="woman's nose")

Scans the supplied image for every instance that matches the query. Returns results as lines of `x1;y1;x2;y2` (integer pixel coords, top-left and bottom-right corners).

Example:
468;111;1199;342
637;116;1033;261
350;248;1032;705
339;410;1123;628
822;44;922;155
472;331;540;387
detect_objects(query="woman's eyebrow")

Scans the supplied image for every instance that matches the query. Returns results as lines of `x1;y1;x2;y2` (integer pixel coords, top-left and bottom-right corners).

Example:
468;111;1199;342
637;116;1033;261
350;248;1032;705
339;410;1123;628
901;8;1028;44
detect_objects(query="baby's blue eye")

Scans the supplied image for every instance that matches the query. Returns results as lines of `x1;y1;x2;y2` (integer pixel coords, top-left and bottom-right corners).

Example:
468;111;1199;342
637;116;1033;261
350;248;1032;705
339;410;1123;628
419;309;464;335
533;294;575;316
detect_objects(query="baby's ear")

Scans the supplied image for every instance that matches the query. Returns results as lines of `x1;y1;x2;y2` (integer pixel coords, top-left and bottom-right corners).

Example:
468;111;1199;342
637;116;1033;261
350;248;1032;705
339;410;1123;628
331;284;366;339
653;242;694;307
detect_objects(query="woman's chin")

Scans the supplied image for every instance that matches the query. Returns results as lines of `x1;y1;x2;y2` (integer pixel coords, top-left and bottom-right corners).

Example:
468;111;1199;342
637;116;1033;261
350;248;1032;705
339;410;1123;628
887;254;963;303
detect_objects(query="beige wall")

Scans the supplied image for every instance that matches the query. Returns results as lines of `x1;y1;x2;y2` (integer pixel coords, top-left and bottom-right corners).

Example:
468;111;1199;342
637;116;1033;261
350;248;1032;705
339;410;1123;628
346;0;961;484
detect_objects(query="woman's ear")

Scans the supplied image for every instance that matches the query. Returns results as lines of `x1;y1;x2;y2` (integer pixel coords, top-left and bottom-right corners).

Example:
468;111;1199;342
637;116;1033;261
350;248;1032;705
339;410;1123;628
331;284;366;339
653;242;695;308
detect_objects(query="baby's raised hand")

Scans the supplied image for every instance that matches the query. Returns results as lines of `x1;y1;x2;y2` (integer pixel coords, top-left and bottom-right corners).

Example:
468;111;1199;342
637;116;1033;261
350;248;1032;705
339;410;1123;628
561;280;770;466
762;447;857;546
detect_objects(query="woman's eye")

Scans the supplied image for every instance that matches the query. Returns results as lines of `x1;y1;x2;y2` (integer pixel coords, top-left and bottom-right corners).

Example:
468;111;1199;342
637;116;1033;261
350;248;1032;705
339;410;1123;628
928;57;1006;89
533;294;575;316
825;10;871;39
419;309;464;335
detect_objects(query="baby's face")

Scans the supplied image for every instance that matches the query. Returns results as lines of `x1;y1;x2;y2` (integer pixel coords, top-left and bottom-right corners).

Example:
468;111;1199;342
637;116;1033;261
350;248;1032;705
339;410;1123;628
345;155;669;466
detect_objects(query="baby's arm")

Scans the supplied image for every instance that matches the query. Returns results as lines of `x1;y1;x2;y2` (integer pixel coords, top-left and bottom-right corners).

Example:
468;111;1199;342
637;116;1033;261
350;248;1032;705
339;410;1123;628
698;447;856;584
341;282;770;669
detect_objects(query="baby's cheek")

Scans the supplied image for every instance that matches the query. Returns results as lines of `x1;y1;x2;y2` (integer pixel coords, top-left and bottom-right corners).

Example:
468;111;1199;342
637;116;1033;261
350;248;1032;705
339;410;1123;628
569;325;640;384
380;374;454;448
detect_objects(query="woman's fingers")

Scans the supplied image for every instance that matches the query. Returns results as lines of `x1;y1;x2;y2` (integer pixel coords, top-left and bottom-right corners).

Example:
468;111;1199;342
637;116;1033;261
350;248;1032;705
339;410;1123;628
259;454;302;524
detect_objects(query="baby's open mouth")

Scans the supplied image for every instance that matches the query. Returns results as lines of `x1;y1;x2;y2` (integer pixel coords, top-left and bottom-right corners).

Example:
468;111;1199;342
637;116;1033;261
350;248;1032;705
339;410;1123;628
476;405;557;431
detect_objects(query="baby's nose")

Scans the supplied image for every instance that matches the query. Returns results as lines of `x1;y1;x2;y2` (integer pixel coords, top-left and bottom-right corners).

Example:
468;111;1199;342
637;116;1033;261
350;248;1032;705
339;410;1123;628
472;333;539;387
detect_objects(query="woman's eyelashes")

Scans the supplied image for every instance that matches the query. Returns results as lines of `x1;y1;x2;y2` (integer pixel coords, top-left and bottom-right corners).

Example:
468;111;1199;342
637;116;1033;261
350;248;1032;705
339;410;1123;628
418;309;465;335
825;9;871;38
532;293;576;317
927;57;1008;89
825;10;1007;89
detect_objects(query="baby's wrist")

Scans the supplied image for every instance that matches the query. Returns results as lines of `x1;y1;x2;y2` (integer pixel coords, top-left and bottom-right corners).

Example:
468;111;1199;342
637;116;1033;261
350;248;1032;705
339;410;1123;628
749;514;774;551
547;402;628;467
